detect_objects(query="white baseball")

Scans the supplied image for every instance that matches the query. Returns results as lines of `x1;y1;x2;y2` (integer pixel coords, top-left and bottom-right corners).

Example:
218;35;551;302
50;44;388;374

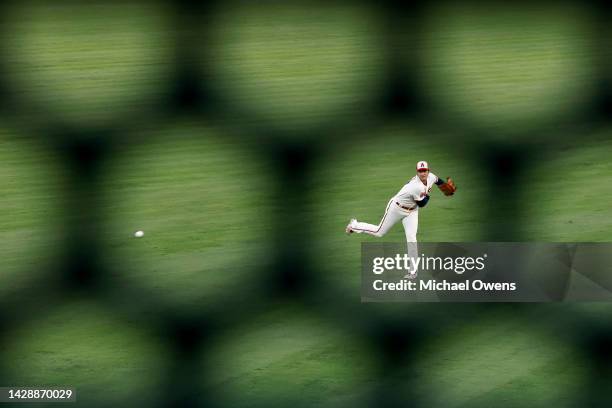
134;230;144;238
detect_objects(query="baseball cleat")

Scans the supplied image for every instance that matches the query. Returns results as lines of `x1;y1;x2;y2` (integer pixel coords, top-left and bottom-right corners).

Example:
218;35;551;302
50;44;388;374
345;218;356;234
404;271;418;280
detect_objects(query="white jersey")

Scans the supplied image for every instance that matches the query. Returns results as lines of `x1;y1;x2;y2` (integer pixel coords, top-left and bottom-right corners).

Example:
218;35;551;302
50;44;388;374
393;172;439;208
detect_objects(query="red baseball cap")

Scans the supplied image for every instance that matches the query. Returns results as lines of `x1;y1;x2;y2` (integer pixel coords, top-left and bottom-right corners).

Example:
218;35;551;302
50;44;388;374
416;161;429;171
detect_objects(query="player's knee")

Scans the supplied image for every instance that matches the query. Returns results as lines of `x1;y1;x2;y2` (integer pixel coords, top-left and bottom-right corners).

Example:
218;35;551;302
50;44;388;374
373;230;386;238
406;234;417;242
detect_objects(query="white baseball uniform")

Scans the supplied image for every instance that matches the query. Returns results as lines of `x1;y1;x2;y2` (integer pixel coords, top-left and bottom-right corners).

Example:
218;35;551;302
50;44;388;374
350;172;439;275
351;172;438;241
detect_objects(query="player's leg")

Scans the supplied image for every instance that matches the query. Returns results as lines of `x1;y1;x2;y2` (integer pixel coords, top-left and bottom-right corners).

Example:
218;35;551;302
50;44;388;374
402;211;419;278
350;199;403;238
402;210;419;243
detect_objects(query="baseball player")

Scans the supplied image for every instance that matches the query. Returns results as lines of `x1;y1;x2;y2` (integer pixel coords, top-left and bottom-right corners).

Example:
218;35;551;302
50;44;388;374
345;161;456;278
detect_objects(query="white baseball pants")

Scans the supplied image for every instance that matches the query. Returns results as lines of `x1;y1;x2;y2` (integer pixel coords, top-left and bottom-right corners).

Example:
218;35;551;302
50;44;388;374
352;198;419;242
352;199;419;275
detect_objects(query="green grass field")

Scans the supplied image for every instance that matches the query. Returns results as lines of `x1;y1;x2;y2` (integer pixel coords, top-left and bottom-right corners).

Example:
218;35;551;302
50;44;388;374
0;130;63;296
2;1;173;125
418;2;596;134
99;121;276;312
2;300;166;407
0;2;611;407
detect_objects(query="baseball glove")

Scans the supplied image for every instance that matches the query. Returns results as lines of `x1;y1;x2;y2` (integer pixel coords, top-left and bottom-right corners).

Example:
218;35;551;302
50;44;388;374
438;177;456;196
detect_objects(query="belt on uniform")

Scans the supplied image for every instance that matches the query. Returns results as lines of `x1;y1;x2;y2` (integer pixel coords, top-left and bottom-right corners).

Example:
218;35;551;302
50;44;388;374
396;201;416;211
